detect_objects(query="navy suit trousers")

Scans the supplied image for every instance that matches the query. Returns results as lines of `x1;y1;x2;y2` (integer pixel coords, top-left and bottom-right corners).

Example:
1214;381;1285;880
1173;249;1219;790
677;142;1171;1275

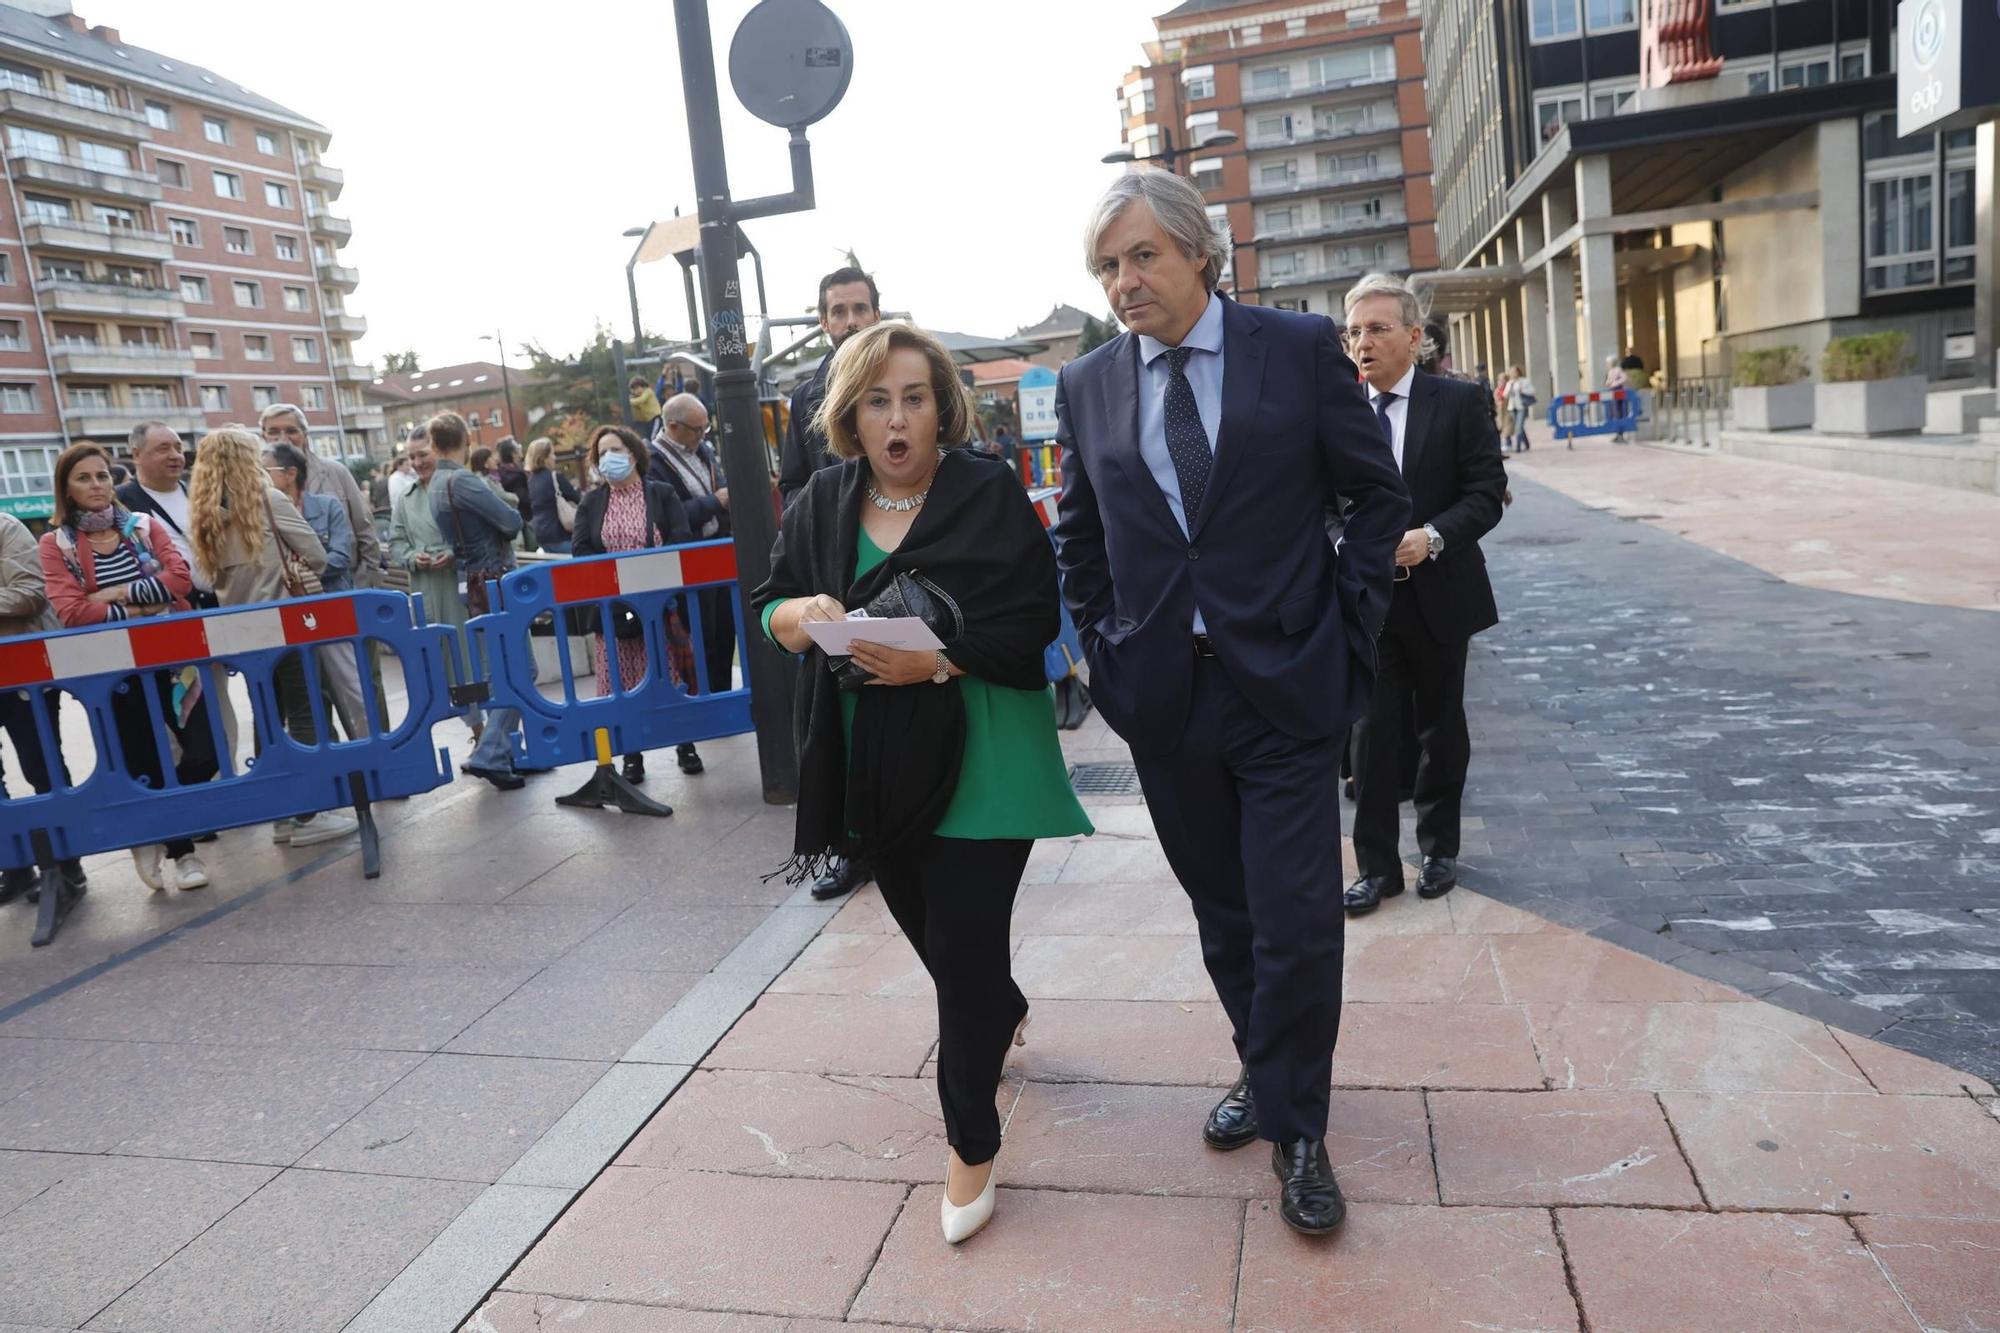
1131;655;1346;1143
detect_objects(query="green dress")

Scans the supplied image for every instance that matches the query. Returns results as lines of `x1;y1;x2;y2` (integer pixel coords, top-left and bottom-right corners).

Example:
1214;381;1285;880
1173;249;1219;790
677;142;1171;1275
764;527;1092;842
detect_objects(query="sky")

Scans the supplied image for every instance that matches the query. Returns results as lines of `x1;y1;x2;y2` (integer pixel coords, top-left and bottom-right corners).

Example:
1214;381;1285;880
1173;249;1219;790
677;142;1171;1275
83;0;1166;369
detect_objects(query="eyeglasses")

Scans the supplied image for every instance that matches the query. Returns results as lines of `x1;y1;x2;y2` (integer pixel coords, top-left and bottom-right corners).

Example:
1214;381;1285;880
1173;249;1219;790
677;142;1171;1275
1341;322;1405;345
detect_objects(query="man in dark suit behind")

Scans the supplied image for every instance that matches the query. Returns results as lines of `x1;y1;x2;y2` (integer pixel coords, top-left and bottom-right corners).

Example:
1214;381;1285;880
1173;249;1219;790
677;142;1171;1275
1053;171;1409;1235
1339;274;1508;916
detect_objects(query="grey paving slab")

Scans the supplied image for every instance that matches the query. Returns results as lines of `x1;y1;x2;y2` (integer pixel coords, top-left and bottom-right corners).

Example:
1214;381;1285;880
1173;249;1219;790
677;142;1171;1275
1462;476;2000;1082
443;968;706;1062
710;901;841;977
620;971;772;1066
0;1154;275;1329
81;1168;480;1333
0;1037;104;1105
157;901;618;968
343;1183;570;1333
499;1064;693;1191
301;1054;610;1184
0;1042;424;1164
552;901;777;973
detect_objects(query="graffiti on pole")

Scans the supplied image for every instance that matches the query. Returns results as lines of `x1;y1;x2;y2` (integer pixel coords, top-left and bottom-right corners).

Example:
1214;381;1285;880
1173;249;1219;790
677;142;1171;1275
710;309;747;359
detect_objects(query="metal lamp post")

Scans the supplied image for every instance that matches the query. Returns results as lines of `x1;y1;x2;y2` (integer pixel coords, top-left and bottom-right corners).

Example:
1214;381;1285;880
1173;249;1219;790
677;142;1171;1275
622;225;650;351
478;331;517;440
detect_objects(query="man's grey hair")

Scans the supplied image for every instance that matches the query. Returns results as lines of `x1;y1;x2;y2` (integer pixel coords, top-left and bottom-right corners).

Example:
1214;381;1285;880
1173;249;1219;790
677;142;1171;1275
1343;272;1438;362
1084;169;1232;293
662;392;708;426
258;402;308;431
128;419;177;453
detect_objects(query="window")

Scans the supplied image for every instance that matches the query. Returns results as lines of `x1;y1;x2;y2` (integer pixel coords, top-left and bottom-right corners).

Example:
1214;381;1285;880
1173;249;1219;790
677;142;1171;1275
301;384;326;410
190;332;218;358
232;279;263;308
212;170;243;200
158;159;187;189
1275;298;1309;312
1840;50;1867;80
6;125;60;159
1585;0;1636;29
170;218;198;245
1260;160;1298;189
1861;113;1974;294
1182;65;1215;101
50;322;95;347
282;285;310;312
66;80;112;110
0;384;37;414
105;266;149;289
1255;113;1294;144
1186;110;1222;147
1308;45;1394;88
291;336;318;362
1191;156;1224;191
1780;58;1830;89
255;129;278;155
1536;94;1584;141
93;204;140;231
224;226;253;255
144;100;172;130
251;385;278;411
203;116;229;144
21;194;72;223
0;443;60;500
39;261;85;284
1530;0;1581;41
130;384;172;409
264;181;290;208
0;60;45;96
313;242;333;263
1124;80;1154;115
274;234;299;261
0;319;18;350
1591;86;1637;118
200;384;229;410
244;334;272;360
76;140;129;173
489;410;504;428
1746;69;1772;96
179;274;209;303
67;385;111;410
119;325;162;349
1250;66;1291;96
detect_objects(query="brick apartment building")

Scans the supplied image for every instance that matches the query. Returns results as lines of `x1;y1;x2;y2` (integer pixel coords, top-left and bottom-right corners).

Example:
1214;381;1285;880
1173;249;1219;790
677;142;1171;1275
365;361;542;451
1115;0;1436;319
0;1;372;523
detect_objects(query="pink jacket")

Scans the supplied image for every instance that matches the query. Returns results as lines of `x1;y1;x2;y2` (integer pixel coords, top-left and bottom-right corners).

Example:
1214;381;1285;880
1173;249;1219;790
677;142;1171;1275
37;514;195;628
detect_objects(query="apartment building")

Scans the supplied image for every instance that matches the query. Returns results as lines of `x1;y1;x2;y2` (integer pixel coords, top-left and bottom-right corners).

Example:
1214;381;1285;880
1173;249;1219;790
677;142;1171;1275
1114;0;1436;319
365;361;540;450
0;2;372;524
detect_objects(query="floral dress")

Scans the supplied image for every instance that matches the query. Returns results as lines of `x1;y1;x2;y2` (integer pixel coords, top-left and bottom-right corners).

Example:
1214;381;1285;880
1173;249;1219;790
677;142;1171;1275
593;482;666;697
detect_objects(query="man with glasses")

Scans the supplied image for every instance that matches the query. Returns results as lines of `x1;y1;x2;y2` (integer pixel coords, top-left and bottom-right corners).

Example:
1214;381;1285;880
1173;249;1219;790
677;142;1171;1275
1339;274;1508;917
650;393;732;778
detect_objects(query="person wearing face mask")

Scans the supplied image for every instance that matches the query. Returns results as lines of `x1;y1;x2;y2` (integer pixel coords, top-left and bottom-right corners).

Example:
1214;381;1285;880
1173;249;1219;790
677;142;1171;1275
755;322;1091;1246
570;425;693;786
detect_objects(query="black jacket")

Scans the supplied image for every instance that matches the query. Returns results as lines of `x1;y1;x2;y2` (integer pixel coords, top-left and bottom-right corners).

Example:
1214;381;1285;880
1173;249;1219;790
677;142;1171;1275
526;469;579;548
647;438;729;538
1388;370;1508;642
778;351;836;508
115;478;186;534
570;479;693;558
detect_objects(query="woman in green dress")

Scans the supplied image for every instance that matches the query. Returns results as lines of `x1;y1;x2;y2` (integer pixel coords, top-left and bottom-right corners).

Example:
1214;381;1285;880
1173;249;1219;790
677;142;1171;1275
755;322;1090;1246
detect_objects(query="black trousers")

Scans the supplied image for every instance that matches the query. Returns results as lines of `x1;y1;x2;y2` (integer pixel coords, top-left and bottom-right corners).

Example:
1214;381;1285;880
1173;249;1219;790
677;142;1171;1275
111;672;220;860
1131;656;1346;1144
697;586;737;695
873;834;1032;1166
1;688;67;870
1349;601;1472;879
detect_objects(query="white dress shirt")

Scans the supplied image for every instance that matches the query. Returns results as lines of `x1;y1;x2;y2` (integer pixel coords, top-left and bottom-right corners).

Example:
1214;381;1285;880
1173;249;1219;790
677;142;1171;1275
1369;364;1417;471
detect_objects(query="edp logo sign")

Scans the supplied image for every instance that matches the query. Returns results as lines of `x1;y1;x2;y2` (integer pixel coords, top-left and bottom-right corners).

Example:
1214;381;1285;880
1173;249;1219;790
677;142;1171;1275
1897;0;2000;136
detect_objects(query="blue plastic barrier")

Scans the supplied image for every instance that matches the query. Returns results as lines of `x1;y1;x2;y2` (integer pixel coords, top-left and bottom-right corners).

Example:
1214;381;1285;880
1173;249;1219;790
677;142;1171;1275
1547;390;1643;440
0;590;459;944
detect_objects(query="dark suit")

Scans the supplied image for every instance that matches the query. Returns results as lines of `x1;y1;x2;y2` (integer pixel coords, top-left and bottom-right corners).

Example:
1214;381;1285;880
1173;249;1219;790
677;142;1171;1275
1348;370;1508;880
778;352;835;509
646;438;737;695
1053;297;1409;1143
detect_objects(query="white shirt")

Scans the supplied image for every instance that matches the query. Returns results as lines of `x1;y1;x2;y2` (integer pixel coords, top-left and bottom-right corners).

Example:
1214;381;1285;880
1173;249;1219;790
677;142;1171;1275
140;482;208;592
1369;364;1417;471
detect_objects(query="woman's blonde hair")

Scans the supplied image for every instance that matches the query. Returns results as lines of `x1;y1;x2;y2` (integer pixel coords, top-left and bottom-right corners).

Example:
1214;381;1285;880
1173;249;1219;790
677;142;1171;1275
189;426;270;576
524;436;555;471
811;323;973;461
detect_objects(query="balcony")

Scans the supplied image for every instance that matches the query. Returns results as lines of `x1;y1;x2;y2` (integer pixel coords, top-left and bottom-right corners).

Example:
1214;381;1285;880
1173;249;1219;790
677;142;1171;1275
66;406;206;438
1245;118;1400;153
307;209;353;244
343;404;385;431
319;264;360;291
0;86;151;142
331;358;374;384
1243;68;1397;105
7;148;160;201
325;312;368;337
300;159;344;196
22;218;174;262
1258;259;1394;291
1254;212;1408;246
50;344;198;378
38;278;185;321
1250;163;1405;199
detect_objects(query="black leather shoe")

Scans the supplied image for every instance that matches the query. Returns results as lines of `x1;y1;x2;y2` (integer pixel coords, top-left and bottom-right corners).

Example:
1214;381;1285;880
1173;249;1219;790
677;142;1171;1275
1202;1071;1259;1150
0;866;34;906
810;856;869;902
460;763;526;791
1417;856;1458;899
1272;1138;1346;1235
1343;874;1404;915
622;754;646;785
676;743;703;775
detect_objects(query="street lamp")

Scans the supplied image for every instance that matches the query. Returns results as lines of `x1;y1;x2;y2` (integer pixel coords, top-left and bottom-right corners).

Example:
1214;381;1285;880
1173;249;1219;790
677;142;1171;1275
478;331;517;441
622;225;650;351
1101;124;1238;169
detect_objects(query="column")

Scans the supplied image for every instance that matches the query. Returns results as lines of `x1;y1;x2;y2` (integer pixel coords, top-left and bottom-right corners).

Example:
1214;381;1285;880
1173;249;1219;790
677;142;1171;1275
1575;154;1620;392
1817;118;1863;323
1515;212;1552;401
1974;118;1998;386
1499;232;1528;376
1543;187;1580;397
1628;273;1664;380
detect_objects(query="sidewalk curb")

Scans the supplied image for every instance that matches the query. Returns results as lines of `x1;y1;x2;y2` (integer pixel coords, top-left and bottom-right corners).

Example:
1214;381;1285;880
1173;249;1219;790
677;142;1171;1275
343;884;843;1333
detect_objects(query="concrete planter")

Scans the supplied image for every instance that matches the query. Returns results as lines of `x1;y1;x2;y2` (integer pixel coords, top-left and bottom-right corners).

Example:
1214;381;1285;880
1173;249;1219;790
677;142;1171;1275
1731;383;1813;431
1814;376;1927;436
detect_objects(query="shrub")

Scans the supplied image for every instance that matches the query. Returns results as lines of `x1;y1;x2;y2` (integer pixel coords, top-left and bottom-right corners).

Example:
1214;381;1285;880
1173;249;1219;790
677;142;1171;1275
1820;332;1911;383
1733;346;1807;388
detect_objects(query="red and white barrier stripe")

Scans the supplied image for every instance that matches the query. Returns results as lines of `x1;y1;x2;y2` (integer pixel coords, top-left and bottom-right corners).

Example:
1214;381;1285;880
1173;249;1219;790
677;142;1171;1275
1026;488;1060;530
1553;391;1630;406
548;545;739;606
0;596;361;690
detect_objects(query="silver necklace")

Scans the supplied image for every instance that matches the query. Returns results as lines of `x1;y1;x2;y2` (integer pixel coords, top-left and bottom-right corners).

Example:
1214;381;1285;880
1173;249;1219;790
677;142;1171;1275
866;456;940;512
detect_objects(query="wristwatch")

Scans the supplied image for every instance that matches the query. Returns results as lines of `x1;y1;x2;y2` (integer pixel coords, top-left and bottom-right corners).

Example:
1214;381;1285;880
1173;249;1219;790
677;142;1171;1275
931;651;952;685
1423;523;1444;559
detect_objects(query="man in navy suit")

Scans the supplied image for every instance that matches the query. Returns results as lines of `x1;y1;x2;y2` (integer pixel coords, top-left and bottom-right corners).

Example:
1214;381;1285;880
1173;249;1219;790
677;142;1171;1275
1052;171;1409;1235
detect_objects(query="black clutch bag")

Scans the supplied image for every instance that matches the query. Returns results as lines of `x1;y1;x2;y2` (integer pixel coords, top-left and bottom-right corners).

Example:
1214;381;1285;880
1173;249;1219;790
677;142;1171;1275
832;570;963;691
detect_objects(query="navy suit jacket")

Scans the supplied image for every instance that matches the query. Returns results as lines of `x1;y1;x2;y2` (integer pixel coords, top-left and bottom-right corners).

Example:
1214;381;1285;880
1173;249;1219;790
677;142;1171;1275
1052;297;1409;757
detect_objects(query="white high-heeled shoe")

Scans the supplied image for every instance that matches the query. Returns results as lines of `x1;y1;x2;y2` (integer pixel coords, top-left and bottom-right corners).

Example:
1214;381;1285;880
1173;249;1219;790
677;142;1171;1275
1013;1011;1031;1047
941;1159;998;1244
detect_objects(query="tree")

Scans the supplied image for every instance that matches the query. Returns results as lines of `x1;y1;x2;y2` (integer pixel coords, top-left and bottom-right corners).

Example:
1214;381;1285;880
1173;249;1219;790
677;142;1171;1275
382;349;421;373
1076;314;1117;356
519;323;626;447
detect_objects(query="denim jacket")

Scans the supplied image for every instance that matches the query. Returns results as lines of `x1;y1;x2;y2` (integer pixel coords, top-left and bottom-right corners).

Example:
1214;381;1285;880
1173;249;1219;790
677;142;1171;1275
429;459;521;577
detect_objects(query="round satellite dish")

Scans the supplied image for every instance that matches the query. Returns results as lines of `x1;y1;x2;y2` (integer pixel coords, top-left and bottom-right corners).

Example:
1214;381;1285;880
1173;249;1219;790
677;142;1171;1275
729;0;854;129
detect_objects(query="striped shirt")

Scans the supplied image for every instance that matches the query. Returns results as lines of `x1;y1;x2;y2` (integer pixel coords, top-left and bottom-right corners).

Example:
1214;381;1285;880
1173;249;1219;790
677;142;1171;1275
86;538;170;621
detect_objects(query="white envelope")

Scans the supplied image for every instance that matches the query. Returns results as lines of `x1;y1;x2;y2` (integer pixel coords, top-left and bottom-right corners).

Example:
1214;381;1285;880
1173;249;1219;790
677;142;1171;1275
800;615;945;656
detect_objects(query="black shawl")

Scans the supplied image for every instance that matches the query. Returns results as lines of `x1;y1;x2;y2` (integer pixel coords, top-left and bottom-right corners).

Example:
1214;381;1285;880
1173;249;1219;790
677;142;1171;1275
752;449;1058;880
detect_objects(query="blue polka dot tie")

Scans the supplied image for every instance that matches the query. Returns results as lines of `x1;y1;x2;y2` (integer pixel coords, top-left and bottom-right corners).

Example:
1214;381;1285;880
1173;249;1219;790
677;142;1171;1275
1163;346;1212;527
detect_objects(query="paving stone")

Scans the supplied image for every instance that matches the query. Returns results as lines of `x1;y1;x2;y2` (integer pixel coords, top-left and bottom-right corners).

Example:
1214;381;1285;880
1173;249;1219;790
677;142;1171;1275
1002;1082;1434;1203
851;1187;1241;1331
1446;891;1562;935
824;884;897;934
764;931;934;998
0;1036;105;1104
988;998;1238;1087
1343;935;1506;1004
466;1295;903;1332
1054;837;1178;884
1830;1027;1996;1096
348;1182;571;1333
1336;1003;1544;1089
1856;1216;2000;1333
83;1167;480;1332
553;901;780;973
1528;1001;1873;1093
1663;1091;2000;1217
1559;1207;1913;1333
503;1167;904;1319
1011;880;1199;936
302;1052;610;1183
1487;931;1746;1003
1011;934;1214;1002
443;966;705;1062
501;1062;691;1191
701;993;938;1078
1429;1090;1704;1207
1235;1202;1575;1333
160;900;616;967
